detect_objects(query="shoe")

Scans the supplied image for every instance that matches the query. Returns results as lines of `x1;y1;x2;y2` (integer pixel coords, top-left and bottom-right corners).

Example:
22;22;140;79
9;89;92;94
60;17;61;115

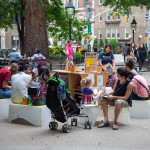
97;120;110;128
112;122;119;130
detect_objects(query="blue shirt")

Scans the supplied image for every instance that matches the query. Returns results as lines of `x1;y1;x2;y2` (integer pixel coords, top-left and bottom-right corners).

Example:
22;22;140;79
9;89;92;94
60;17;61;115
9;52;22;59
98;52;115;65
81;88;93;95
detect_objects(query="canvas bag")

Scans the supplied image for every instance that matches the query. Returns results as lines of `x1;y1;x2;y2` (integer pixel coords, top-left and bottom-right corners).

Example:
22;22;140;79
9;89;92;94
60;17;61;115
57;83;66;100
28;82;41;97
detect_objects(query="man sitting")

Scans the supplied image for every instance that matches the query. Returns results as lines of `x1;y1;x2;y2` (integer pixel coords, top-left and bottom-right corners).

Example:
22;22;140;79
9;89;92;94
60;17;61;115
0;62;19;98
11;64;32;104
9;48;22;59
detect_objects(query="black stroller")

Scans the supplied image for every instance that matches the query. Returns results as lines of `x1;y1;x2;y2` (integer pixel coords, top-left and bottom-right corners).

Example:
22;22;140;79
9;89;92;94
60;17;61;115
46;74;92;133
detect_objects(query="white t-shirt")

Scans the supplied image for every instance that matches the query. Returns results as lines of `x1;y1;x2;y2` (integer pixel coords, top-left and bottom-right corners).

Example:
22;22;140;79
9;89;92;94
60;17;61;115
11;72;31;104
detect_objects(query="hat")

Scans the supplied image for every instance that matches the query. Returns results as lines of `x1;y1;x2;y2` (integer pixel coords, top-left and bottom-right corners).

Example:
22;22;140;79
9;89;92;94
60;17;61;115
12;48;16;51
36;49;40;53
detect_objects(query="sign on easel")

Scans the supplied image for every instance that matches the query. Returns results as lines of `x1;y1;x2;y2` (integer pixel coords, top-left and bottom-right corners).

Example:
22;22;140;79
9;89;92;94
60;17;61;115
85;52;97;72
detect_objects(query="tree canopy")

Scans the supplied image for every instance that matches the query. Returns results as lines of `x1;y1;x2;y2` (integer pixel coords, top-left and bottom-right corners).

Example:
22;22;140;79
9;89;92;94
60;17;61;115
103;0;150;15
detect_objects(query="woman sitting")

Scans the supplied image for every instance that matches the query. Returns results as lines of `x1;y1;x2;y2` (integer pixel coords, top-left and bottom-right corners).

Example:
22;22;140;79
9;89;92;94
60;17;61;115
97;67;133;130
30;66;50;105
98;45;116;88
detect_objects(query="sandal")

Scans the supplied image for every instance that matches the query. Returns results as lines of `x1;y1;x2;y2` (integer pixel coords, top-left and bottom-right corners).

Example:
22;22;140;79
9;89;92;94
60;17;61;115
112;122;119;130
97;120;110;128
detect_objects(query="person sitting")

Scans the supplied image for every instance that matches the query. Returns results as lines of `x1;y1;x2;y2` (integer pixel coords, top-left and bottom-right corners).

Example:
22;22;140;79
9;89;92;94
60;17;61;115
80;77;100;104
9;48;22;59
11;64;32;104
30;66;50;105
132;75;149;100
31;49;46;67
97;67;133;130
98;45;116;88
125;59;138;80
0;62;19;98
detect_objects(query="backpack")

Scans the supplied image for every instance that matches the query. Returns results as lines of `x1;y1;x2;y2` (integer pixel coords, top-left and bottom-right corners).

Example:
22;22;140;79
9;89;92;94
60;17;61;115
57;83;66;100
28;82;41;97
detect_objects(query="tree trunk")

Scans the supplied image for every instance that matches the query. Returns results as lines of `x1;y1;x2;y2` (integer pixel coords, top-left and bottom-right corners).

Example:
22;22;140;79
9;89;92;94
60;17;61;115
25;0;49;58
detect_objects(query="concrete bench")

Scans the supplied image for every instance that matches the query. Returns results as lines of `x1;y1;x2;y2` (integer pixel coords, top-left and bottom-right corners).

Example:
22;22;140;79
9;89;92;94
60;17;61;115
0;98;12;117
8;103;51;127
78;104;130;126
129;100;150;119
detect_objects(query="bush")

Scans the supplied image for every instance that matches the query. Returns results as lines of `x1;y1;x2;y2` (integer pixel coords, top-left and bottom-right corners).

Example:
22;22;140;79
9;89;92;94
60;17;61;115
49;46;65;56
104;38;108;46
93;39;98;49
98;39;104;50
108;39;118;53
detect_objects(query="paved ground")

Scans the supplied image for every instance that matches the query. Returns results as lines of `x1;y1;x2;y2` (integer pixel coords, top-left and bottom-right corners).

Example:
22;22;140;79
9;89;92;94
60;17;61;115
1;54;150;150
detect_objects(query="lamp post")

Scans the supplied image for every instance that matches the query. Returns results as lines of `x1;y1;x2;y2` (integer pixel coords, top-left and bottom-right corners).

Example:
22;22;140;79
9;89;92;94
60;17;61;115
131;17;137;42
66;0;75;40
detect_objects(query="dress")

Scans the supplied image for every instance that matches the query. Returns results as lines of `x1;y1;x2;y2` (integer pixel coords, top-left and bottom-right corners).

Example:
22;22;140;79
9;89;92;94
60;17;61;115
81;88;93;104
0;68;11;98
11;72;31;103
98;52;116;88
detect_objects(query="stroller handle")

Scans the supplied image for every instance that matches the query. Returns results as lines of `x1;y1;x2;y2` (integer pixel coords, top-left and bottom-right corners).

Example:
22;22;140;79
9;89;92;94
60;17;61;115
56;72;60;83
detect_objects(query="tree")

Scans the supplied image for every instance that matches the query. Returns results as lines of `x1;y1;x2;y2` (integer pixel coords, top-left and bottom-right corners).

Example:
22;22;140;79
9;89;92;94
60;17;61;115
93;39;98;49
103;0;150;15
104;38;108;46
98;39;104;49
0;0;26;54
108;39;118;53
46;1;89;42
25;0;49;58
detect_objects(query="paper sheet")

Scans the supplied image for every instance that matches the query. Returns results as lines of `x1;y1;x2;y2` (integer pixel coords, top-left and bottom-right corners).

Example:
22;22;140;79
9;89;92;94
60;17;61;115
88;74;94;87
97;75;103;86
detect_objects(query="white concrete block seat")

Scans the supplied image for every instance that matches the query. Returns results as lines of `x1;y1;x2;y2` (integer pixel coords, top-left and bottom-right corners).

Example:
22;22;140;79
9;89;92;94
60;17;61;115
0;98;12;117
8;103;51;127
129;100;150;119
78;104;130;126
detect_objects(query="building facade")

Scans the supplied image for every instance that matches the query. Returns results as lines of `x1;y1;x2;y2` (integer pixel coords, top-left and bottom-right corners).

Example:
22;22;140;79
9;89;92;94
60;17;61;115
93;0;148;48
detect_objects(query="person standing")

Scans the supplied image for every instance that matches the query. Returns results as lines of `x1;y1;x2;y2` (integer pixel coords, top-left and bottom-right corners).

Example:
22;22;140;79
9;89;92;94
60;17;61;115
122;42;129;63
98;45;116;88
127;42;137;62
94;45;98;53
135;43;148;71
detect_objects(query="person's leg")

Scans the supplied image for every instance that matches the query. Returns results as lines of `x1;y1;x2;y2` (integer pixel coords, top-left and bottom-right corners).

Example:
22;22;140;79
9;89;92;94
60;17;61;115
0;89;11;98
114;101;121;123
124;55;125;63
97;99;109;128
138;59;142;71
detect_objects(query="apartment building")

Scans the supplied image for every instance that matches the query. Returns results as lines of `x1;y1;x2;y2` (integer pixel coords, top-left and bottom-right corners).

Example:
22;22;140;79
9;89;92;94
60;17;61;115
93;0;148;47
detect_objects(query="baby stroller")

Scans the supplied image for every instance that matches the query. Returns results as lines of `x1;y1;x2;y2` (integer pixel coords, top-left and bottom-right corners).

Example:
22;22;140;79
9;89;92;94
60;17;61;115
46;74;92;133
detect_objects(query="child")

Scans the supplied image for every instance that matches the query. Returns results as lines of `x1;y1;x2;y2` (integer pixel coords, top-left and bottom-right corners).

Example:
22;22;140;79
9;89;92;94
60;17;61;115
63;40;75;66
80;77;100;104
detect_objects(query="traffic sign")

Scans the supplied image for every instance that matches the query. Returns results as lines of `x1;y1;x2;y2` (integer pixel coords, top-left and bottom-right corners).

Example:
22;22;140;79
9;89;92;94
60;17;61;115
88;25;91;34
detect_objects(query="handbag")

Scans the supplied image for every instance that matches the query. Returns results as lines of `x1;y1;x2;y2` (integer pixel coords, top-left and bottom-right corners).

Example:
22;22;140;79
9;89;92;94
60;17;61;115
28;82;41;97
127;54;133;60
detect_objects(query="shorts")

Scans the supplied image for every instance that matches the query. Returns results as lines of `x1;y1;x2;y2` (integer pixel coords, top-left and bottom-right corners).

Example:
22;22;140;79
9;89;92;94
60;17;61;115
102;97;129;108
68;58;73;61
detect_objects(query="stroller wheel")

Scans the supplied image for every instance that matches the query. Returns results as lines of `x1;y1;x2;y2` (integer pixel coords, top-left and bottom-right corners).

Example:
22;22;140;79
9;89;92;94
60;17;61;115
71;118;77;126
49;122;58;130
62;124;71;133
84;121;88;129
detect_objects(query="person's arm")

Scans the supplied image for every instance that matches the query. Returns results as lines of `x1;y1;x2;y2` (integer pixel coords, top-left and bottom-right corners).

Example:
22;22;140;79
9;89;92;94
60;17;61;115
2;80;11;89
98;59;107;72
107;82;133;100
112;59;116;73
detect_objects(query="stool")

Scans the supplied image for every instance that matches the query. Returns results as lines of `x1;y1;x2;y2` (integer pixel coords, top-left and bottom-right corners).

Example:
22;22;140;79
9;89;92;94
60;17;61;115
0;98;12;117
8;103;51;126
129;100;150;119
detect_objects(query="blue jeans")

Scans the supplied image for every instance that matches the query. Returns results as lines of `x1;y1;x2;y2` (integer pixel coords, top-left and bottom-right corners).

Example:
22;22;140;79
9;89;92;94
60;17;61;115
30;96;46;106
0;89;11;98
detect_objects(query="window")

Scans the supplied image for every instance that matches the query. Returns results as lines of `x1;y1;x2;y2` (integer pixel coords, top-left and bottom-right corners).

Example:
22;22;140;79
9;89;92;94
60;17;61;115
145;28;148;37
106;29;110;39
125;28;129;39
12;36;20;49
99;12;102;22
74;0;79;9
106;11;110;21
116;28;120;39
146;10;149;20
111;29;115;39
99;0;103;5
99;29;102;39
